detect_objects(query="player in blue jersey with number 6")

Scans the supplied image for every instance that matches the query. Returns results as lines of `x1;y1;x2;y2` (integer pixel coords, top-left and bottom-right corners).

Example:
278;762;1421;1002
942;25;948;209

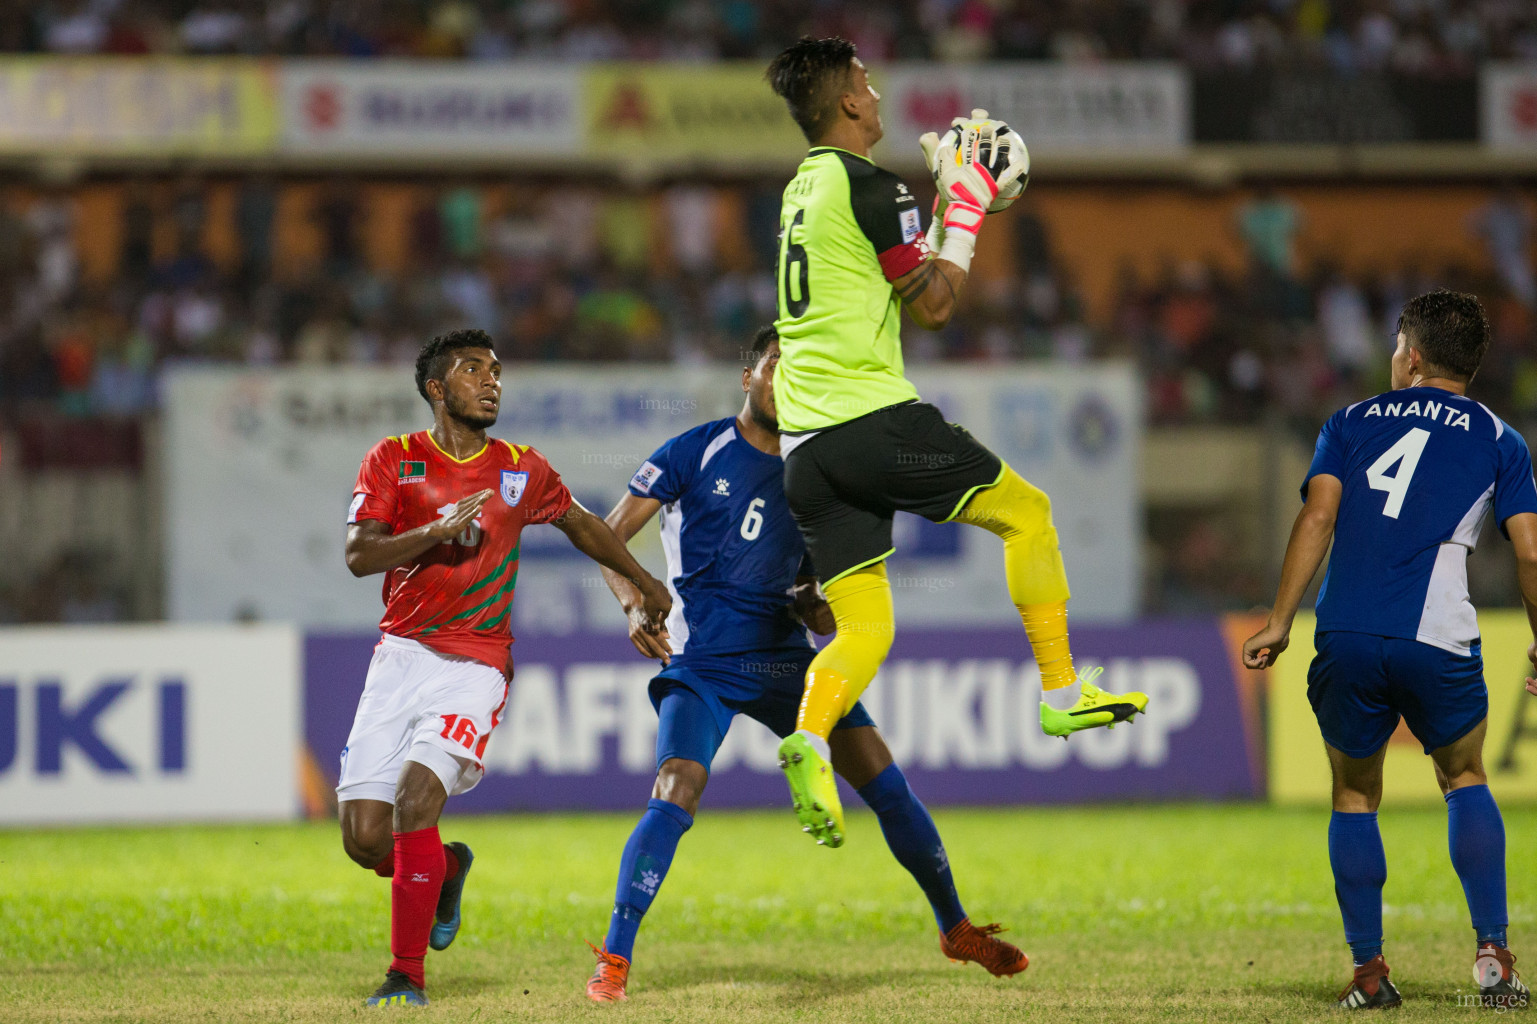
1243;291;1537;1011
580;325;1028;1002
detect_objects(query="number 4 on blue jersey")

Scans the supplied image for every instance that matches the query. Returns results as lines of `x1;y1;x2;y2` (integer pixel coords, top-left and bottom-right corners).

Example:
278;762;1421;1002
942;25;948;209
1305;386;1537;655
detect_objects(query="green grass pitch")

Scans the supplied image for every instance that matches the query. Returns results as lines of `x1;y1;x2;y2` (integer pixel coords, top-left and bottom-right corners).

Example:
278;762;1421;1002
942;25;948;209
1;804;1531;1022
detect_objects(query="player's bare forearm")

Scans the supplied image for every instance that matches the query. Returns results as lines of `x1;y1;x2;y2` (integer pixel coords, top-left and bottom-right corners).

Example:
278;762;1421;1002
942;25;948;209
1269;503;1337;626
1505;513;1537;641
895;257;968;331
343;488;492;577
599;494;662;610
345;521;441;577
1242;475;1341;669
556;500;669;603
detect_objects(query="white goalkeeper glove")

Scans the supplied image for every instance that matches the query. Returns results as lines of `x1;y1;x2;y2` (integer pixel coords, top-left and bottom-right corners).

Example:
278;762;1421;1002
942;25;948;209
919;109;1030;272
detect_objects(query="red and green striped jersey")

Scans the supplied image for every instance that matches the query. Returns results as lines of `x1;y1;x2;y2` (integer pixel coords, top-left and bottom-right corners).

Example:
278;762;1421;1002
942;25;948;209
349;430;572;670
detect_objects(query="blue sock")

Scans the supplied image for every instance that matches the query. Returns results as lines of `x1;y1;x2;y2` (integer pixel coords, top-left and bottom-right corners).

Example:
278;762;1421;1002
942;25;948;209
1328;811;1386;966
857;763;967;933
1446;784;1508;948
603;798;693;963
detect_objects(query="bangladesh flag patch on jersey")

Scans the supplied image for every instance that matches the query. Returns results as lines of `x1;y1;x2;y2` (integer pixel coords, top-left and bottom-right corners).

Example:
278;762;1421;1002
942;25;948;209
399;460;427;484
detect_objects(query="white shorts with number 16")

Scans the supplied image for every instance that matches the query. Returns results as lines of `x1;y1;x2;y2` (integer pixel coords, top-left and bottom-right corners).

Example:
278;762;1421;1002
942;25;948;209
336;633;507;804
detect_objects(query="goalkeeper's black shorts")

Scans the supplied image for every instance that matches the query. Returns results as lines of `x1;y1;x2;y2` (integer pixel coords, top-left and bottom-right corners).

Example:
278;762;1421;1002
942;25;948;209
782;400;1004;585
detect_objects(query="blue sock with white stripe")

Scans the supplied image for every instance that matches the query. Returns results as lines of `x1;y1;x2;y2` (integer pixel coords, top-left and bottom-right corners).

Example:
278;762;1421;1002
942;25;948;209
857;763;967;933
604;798;693;963
1446;784;1508;948
1328;811;1386;966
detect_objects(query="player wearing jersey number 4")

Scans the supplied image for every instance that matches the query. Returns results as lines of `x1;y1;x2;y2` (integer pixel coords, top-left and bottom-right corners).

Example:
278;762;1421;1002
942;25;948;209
1243;292;1537;1011
338;329;671;1007
763;37;1147;847
581;326;1027;1002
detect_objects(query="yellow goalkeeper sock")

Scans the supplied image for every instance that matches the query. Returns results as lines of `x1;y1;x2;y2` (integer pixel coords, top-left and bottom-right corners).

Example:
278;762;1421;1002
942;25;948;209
794;562;895;741
952;466;1076;692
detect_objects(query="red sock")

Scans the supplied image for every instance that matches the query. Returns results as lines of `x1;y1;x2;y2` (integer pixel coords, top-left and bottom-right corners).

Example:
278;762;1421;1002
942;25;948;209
389;827;446;988
442;844;460;882
373;852;394;878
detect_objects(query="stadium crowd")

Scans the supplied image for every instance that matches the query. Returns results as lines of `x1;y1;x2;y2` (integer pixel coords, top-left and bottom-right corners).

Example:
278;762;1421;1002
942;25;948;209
0;174;1532;623
6;0;1535;70
2;176;1532;431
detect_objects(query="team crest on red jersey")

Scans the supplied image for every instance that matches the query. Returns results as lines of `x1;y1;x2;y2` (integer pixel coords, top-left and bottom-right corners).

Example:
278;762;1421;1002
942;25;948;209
501;470;529;506
398;460;426;484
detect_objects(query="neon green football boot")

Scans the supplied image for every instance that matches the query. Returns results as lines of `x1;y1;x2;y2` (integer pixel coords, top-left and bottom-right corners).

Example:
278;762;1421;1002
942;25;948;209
1039;679;1149;738
777;732;845;848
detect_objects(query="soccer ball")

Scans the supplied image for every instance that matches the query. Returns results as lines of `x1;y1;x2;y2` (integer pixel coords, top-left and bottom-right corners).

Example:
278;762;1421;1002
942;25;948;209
990;167;1029;214
935;120;1030;214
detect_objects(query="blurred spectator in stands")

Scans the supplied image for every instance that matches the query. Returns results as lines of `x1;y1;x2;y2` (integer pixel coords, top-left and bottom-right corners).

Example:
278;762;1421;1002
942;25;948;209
1468;183;1535;308
1012;198;1053;277
1316;265;1377;380
235;174;277;288
27;188;78;305
1237;185;1301;281
0;191;30;284
47;311;95;416
441;258;498;328
313;180;362;278
293;289;350;363
120;178;156;285
599;188;650;274
104;1;161;53
171;172;208;258
41;0;109;52
440;182;483;261
665;185;716;276
180;0;247;52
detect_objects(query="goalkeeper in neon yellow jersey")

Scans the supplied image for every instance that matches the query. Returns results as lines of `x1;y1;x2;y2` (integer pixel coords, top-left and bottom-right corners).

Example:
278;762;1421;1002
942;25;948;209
764;37;1149;848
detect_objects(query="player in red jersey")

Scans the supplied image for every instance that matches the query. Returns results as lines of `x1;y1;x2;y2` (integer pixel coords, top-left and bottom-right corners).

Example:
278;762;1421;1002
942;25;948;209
338;328;672;1007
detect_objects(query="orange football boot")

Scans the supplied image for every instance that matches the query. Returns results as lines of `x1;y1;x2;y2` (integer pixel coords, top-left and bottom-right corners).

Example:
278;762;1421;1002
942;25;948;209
940;919;1030;977
585;941;630;1003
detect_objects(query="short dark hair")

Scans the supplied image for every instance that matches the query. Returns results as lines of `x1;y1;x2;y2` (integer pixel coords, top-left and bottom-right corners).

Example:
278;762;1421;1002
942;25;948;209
415;328;495;404
766;36;858;143
748;324;778;365
1397;290;1490;382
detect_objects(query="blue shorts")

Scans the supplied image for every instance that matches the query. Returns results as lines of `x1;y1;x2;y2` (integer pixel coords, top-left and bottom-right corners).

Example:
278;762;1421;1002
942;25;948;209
650;648;876;772
1307;631;1488;758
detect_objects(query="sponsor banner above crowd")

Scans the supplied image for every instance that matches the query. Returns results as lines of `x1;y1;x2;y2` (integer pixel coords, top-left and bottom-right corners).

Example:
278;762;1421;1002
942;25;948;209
281;61;581;158
0;625;301;824
1482;63;1537;151
1270;612;1537;804
305;619;1264;812
582;63;809;166
1192;70;1478;144
0;57;279;156
0;57;1190;164
162;362;1140;631
877;63;1189;157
